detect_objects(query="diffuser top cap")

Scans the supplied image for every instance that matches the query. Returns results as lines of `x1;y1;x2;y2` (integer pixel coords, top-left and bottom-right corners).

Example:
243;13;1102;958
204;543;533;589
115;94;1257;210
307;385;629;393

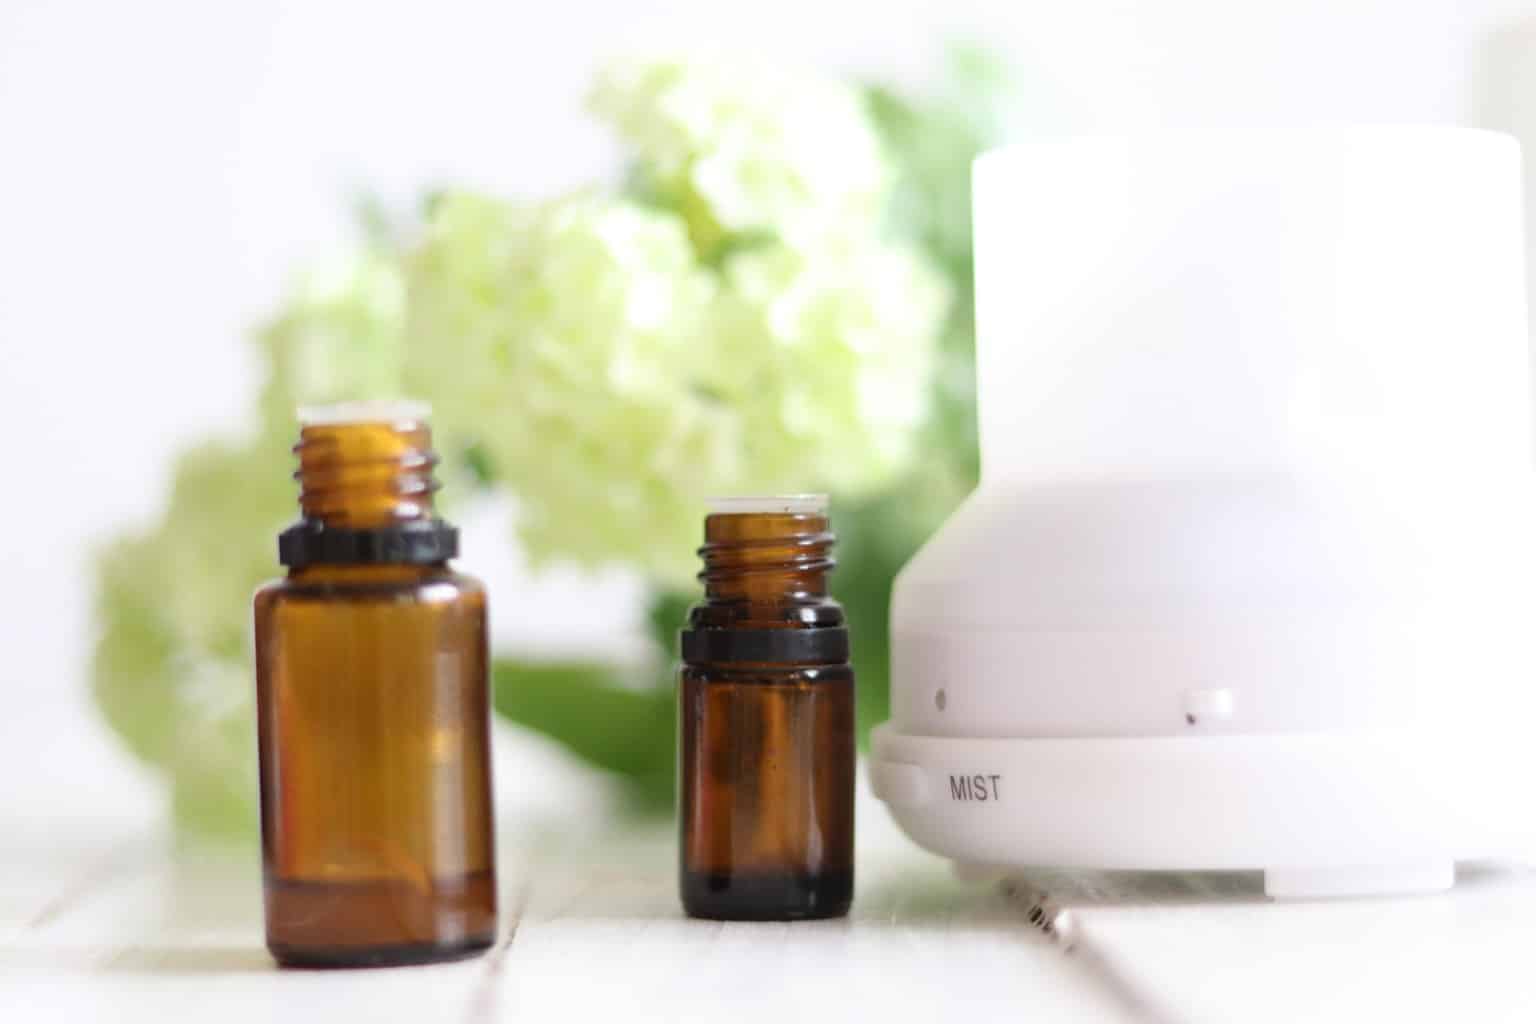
971;127;1531;482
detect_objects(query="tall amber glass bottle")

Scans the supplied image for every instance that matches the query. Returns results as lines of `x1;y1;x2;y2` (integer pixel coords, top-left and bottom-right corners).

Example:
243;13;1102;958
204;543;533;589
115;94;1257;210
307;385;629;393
253;402;496;967
678;496;855;920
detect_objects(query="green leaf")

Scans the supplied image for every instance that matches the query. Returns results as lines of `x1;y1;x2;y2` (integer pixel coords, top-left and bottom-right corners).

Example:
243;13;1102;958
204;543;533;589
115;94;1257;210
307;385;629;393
699;227;779;270
645;589;696;656
491;658;675;814
460;441;498;488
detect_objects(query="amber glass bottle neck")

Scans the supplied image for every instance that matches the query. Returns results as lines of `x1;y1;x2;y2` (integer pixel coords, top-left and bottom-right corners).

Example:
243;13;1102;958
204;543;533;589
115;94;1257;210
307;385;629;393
698;512;835;608
295;419;440;529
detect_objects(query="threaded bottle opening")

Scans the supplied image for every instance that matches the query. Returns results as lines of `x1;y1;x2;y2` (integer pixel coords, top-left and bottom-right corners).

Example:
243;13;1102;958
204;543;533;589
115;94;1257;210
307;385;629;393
699;497;835;600
293;402;440;529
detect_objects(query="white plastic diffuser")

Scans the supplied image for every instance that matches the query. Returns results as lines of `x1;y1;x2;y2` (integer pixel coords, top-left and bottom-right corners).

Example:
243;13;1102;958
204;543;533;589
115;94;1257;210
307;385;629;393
870;127;1536;898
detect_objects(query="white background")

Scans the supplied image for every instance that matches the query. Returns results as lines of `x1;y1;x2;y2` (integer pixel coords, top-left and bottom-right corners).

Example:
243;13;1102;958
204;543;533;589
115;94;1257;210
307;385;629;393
5;0;1536;813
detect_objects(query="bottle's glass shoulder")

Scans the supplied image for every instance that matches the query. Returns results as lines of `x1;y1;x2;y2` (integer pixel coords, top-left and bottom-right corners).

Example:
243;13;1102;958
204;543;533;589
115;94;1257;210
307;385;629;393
254;565;485;612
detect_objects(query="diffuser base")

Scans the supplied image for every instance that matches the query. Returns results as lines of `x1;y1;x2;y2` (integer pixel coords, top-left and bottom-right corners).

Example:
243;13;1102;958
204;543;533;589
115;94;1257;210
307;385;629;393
871;725;1527;899
1262;862;1452;900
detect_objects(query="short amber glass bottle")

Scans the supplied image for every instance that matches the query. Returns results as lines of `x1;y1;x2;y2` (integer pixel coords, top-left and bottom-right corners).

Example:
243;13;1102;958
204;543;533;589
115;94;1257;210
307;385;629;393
253;402;496;967
678;496;855;920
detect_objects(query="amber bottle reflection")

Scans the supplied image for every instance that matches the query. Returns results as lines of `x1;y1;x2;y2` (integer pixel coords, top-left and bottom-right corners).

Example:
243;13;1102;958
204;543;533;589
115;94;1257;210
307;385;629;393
253;403;496;967
679;497;855;920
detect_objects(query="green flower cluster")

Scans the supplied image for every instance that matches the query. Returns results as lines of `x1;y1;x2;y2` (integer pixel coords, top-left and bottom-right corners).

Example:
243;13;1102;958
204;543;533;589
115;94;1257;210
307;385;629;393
406;190;730;583
404;58;946;582
590;56;890;251
260;249;409;425
92;55;952;836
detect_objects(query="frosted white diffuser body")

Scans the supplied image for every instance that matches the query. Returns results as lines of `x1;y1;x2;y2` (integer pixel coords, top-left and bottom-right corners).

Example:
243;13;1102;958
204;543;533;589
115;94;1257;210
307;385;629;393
871;128;1536;898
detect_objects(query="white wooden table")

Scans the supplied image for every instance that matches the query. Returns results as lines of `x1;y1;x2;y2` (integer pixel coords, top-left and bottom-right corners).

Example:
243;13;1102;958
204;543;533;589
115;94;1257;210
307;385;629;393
3;702;1534;1022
